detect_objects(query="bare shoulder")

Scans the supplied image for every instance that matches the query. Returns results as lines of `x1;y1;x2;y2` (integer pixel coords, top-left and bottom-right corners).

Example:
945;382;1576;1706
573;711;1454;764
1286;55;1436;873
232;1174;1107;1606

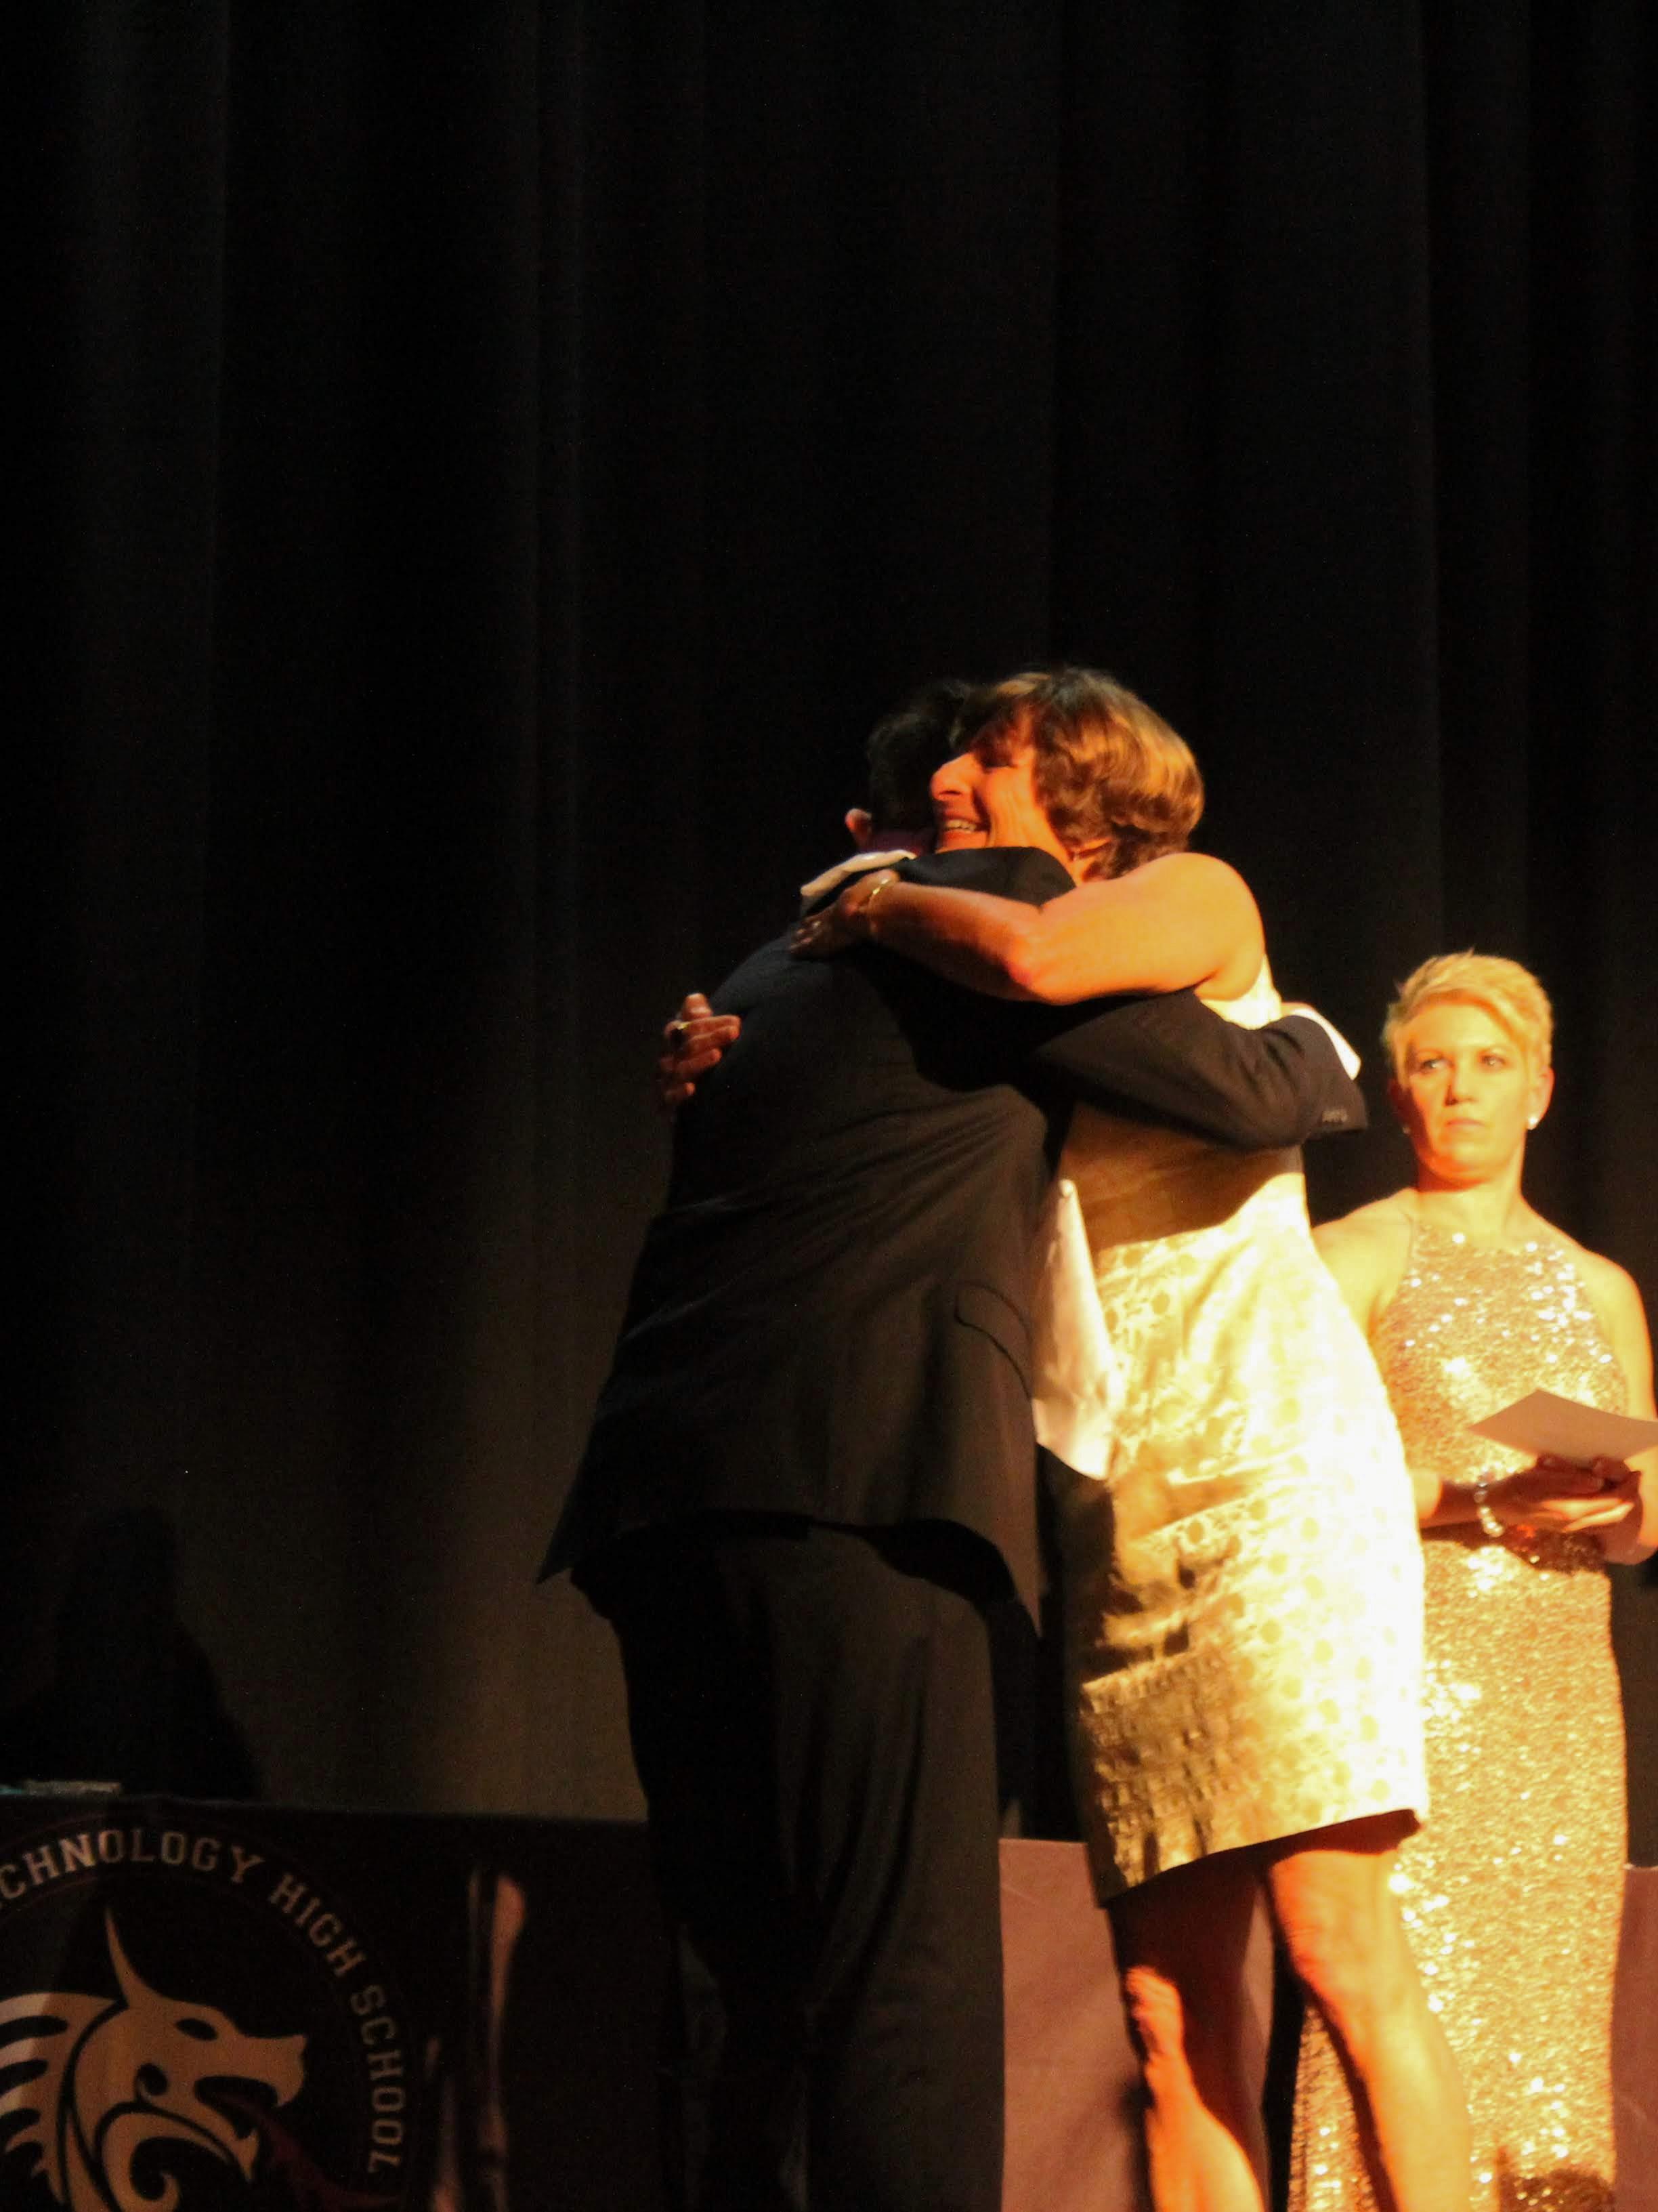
1133;851;1259;914
1064;850;1256;917
1313;1196;1415;1330
1541;1227;1657;1425
1025;849;1262;1000
1554;1230;1649;1324
1121;854;1263;995
1314;1194;1415;1253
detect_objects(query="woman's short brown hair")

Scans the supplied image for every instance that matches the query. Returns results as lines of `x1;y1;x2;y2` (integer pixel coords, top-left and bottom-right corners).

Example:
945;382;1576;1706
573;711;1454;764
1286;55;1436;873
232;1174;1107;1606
1382;951;1554;1077
977;666;1204;877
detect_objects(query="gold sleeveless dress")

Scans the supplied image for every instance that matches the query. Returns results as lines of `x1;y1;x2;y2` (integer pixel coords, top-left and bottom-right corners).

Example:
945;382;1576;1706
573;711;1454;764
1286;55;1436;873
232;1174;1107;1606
1290;1222;1625;2212
1041;966;1427;1898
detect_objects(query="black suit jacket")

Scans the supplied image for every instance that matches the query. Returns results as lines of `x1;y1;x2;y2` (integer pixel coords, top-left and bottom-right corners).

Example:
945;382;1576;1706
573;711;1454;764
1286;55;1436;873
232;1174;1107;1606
544;848;1363;1612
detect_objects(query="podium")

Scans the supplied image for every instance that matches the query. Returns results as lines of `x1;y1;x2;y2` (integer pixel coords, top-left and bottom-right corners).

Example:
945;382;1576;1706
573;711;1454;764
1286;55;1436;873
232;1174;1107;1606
0;1801;668;2211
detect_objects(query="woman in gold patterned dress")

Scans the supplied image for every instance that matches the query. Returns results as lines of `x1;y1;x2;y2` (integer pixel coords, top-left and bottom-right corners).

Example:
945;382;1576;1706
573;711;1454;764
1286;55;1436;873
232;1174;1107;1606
1290;953;1657;2212
795;669;1470;2212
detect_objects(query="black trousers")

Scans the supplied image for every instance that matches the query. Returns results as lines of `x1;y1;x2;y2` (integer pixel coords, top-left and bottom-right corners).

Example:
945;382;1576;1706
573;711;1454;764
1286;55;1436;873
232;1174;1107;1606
588;1520;1006;2212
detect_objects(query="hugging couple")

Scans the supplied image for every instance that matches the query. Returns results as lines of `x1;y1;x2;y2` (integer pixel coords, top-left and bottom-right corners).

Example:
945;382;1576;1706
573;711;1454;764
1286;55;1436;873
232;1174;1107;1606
548;665;1649;2211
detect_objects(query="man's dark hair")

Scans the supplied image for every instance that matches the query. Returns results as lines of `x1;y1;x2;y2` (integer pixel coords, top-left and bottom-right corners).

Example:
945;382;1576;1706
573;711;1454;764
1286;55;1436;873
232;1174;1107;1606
864;677;998;831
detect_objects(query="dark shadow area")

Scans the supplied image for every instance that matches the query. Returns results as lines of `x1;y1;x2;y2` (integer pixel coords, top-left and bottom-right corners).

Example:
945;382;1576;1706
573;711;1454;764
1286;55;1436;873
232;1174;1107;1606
0;1508;258;1797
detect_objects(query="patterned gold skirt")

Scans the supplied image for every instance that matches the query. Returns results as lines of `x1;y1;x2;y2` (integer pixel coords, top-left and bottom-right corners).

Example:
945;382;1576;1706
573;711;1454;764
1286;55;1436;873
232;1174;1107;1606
1051;1161;1426;1898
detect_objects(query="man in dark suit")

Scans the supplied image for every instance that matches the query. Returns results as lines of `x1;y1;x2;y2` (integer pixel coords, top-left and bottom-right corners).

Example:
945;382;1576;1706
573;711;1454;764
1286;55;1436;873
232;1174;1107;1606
543;742;1362;2212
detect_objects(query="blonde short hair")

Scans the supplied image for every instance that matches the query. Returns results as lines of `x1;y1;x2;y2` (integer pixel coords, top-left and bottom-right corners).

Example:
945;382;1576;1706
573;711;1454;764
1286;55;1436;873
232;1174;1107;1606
1382;952;1554;1077
978;666;1204;879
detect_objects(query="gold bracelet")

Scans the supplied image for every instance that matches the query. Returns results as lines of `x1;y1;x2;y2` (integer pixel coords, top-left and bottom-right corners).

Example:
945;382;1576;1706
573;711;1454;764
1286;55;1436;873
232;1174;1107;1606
860;873;898;932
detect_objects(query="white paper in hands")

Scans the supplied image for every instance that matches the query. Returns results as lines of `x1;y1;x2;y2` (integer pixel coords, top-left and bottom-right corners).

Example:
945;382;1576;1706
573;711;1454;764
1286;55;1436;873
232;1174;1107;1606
1468;1388;1658;1466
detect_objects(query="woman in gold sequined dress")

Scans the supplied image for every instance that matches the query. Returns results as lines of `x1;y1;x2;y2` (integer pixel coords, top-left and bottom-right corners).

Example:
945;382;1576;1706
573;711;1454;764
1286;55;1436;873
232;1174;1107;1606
1290;953;1658;2212
796;670;1469;2212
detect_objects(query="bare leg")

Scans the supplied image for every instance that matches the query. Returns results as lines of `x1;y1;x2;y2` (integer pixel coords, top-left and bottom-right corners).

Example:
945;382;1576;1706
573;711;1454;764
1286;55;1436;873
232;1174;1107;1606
1108;1853;1270;2212
1264;1814;1470;2212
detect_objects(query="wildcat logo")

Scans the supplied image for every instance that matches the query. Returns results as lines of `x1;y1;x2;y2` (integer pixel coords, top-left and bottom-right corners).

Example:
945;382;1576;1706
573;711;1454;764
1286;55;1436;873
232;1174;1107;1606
0;1910;305;2212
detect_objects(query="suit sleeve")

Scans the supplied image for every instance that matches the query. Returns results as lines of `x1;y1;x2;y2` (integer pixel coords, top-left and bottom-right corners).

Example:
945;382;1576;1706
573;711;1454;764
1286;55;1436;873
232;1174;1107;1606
1023;995;1367;1148
877;847;1363;1146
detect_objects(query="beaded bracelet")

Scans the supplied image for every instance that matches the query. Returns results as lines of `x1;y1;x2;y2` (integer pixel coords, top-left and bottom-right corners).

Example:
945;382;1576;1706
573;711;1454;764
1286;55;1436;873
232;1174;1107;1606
1469;1472;1506;1541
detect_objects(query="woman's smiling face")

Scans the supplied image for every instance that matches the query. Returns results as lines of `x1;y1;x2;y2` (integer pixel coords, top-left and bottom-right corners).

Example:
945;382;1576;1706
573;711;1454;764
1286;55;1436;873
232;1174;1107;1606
929;727;1071;868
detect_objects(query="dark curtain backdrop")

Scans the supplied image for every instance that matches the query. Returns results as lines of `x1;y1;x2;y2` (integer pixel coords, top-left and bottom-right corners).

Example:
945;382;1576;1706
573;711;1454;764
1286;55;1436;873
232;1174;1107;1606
14;3;1658;1845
